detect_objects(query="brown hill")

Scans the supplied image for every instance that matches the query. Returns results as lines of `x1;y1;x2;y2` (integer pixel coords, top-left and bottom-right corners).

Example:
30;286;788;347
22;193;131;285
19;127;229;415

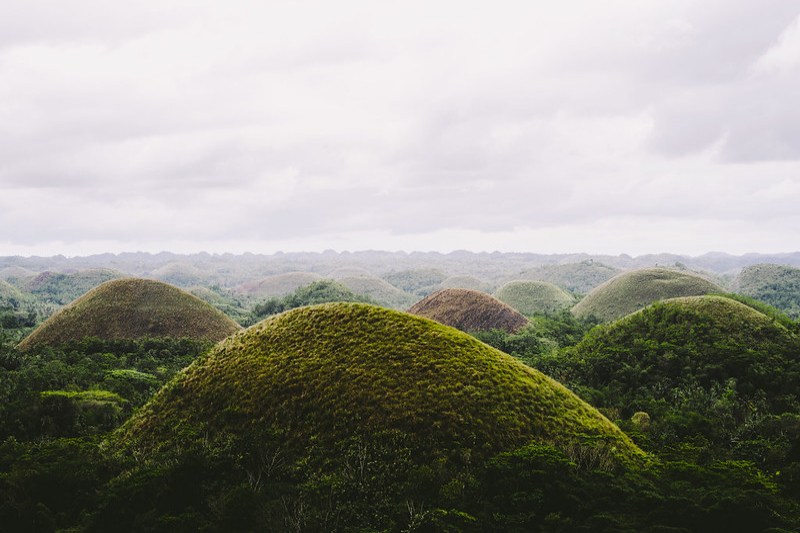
408;288;528;333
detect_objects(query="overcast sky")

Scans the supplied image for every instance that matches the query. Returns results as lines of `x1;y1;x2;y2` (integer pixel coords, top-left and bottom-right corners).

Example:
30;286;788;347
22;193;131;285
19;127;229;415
1;0;799;257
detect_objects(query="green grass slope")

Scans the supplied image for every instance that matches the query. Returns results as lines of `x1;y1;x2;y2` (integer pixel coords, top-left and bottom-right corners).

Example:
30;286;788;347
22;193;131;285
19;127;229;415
518;261;620;294
235;272;323;299
18;279;242;351
735;263;800;319
495;280;576;316
571;267;721;322
115;303;642;467
409;288;529;333
336;276;416;309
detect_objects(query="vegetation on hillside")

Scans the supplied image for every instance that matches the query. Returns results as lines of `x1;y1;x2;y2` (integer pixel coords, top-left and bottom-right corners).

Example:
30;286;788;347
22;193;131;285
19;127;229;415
247;279;373;324
494;280;575;316
735;263;800;319
18;279;241;351
571;267;722;322
21;269;125;306
409;288;529;333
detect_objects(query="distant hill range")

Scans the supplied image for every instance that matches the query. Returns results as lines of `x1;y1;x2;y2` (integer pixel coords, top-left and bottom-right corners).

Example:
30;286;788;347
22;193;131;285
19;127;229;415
1;251;798;296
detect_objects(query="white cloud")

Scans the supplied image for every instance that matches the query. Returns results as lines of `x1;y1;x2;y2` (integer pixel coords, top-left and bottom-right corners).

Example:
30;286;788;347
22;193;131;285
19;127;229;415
1;0;799;255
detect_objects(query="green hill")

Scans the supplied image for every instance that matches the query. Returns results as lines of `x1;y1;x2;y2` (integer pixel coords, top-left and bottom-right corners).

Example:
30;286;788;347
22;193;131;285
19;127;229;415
571;267;721;322
23;268;126;306
494;280;576;315
557;295;800;463
518;261;620;294
336;275;416;309
115;302;642;486
18;279;241;351
735;263;800;319
409;288;528;333
0;279;26;310
235;272;323;299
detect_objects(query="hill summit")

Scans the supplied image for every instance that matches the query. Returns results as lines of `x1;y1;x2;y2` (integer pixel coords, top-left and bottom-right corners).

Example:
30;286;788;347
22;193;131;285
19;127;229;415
571;267;721;322
18;278;241;350
408;288;528;332
116;302;641;466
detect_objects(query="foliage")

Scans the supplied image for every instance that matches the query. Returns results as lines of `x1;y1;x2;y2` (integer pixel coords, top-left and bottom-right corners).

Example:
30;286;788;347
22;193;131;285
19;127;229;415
248;279;374;323
736;263;800;319
408;288;529;333
0;335;211;440
22;268;125;306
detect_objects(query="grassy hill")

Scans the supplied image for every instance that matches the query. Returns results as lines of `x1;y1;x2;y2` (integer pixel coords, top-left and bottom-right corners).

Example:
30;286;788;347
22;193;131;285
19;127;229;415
517;261;620;294
115;302;642;479
336;275;416;309
735;263;800;319
235;272;323;299
557;295;800;466
409;288;528;333
571;267;721;322
18;279;241;351
22;268;126;306
495;280;576;316
438;274;491;292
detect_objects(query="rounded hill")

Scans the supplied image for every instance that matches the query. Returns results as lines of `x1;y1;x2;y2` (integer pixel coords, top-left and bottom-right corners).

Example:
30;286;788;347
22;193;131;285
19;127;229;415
495;280;575;315
115;302;642;470
735;263;800;319
408;288;528;333
235;272;323;299
571;267;721;322
18;279;242;351
559;295;800;454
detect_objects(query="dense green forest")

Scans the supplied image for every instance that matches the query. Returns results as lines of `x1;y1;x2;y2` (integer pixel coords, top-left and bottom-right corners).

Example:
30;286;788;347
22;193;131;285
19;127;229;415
1;256;799;531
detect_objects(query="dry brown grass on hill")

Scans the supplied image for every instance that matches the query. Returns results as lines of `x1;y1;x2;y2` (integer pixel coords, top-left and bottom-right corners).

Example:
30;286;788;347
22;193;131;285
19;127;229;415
408;288;528;333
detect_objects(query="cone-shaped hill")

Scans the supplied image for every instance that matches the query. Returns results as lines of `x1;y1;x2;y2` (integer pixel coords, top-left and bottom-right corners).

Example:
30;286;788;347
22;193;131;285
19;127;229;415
571;267;721;322
735;263;800;319
495;280;575;315
561;295;800;440
408;288;528;333
18;279;241;351
115;303;643;474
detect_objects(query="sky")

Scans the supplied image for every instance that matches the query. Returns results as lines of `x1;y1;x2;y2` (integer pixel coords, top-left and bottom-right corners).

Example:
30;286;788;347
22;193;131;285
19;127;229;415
1;0;799;257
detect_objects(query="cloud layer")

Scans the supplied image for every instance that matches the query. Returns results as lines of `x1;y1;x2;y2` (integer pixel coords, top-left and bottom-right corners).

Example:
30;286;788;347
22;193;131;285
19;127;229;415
1;0;799;256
